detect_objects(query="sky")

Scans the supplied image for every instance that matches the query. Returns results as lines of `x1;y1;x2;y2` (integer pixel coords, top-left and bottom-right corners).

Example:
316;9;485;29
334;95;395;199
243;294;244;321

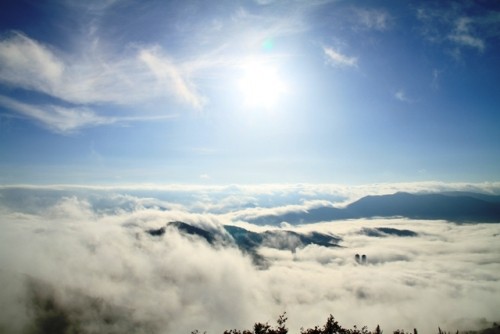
1;0;500;184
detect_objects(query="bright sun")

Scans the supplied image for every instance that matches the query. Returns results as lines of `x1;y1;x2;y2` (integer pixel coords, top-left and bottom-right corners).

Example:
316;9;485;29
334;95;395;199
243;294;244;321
238;60;287;109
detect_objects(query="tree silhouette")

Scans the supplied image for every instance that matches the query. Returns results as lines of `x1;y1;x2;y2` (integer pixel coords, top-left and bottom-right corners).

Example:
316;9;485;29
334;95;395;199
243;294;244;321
198;313;499;334
224;313;288;334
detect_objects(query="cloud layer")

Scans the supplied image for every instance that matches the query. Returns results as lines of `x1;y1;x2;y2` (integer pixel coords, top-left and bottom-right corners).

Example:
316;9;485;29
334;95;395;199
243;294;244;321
1;185;499;333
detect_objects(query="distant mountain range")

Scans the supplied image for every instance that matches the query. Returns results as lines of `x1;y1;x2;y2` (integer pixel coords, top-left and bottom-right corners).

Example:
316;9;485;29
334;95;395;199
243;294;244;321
146;220;420;265
142;191;500;265
147;221;341;251
147;221;341;265
247;192;500;225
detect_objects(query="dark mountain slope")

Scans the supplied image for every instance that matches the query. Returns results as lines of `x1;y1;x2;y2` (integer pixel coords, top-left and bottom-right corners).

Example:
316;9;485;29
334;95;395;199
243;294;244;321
168;221;218;244
247;192;500;225
223;225;263;252
440;191;500;203
346;192;500;221
360;227;418;237
248;206;348;225
146;222;341;254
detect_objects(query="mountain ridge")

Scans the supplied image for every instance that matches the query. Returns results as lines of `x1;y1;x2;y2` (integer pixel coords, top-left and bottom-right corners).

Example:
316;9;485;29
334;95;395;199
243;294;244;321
146;221;342;266
247;192;500;225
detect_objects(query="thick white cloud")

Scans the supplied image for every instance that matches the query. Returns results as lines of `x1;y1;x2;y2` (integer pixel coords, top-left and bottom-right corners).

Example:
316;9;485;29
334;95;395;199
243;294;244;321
226;199;335;224
1;186;499;333
2;181;499;214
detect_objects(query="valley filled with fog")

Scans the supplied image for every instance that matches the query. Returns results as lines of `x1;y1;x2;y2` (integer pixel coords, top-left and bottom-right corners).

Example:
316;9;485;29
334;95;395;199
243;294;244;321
1;184;499;333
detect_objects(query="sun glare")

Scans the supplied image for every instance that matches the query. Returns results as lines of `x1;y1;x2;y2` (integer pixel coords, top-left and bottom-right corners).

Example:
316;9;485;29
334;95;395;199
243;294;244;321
238;60;287;109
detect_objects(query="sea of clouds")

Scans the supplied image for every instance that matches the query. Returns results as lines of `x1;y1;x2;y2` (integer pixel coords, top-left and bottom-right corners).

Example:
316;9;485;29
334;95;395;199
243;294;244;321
0;183;499;333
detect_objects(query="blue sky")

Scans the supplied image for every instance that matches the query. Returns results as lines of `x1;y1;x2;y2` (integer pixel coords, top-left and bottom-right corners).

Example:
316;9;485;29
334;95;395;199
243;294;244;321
0;0;499;185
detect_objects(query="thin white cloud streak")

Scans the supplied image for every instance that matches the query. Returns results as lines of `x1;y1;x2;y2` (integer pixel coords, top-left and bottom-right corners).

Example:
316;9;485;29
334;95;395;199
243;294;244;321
323;47;358;68
139;48;206;109
415;5;497;55
448;33;485;52
0;96;178;134
1;191;499;333
0;32;204;108
431;68;441;91
448;17;485;52
230;6;308;38
62;0;121;13
0;96;112;133
254;0;276;5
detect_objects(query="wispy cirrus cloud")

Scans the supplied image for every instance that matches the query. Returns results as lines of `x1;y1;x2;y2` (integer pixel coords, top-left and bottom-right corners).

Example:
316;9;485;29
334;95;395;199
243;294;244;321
139;48;206;109
323;47;358;68
353;8;392;31
0;96;112;133
0;96;177;134
394;89;412;103
0;32;204;108
0;32;199;133
416;4;499;55
431;68;442;91
448;17;485;52
0;32;64;94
